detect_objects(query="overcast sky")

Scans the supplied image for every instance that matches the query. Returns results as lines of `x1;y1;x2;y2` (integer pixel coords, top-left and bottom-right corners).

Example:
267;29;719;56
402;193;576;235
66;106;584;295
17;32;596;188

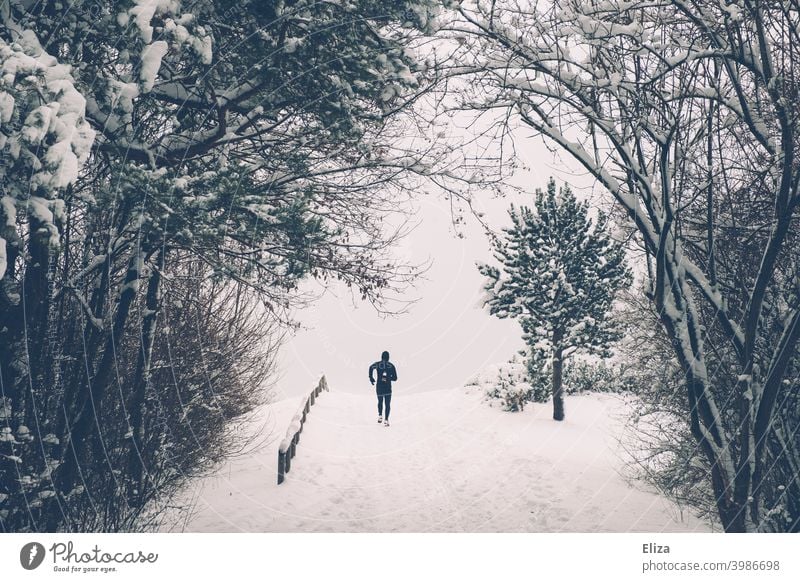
274;128;601;399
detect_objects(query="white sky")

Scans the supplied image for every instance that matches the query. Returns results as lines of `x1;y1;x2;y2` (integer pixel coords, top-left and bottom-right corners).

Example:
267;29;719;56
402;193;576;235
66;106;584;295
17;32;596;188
274;126;604;399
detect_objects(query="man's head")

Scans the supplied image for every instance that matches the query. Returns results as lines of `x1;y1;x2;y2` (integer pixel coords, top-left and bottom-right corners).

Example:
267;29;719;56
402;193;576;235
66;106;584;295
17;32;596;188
381;351;390;361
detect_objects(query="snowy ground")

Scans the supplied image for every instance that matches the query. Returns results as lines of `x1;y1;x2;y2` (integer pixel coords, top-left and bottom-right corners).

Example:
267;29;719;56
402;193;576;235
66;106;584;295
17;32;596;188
166;387;712;532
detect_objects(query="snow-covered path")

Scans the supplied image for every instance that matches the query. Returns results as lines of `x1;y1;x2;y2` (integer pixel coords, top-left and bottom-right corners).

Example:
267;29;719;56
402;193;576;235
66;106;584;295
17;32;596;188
172;388;711;532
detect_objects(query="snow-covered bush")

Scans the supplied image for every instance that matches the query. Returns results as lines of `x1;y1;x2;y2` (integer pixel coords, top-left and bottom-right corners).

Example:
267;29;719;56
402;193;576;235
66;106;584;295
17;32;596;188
484;376;532;412
0;31;95;201
0;29;95;286
467;354;546;411
470;352;635;413
525;357;636;401
562;360;637;395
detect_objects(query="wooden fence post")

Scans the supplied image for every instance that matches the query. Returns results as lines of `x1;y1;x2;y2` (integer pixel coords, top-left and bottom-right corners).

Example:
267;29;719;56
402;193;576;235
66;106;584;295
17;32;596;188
278;450;286;484
276;375;329;485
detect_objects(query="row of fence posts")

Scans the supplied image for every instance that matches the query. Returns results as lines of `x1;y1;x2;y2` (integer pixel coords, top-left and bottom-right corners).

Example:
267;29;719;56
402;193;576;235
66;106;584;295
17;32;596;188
277;375;329;484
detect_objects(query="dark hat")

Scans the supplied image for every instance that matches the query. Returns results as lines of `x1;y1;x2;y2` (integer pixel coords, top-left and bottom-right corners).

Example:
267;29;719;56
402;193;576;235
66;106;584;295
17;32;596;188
381;351;390;361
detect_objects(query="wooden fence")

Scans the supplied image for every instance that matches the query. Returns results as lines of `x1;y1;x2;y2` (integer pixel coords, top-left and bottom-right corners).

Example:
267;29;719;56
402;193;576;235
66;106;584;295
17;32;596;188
277;375;329;484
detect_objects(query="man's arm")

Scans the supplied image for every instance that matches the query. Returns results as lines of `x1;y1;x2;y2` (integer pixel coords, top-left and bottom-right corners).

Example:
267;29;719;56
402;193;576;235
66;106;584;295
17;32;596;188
369;362;376;384
391;364;397;381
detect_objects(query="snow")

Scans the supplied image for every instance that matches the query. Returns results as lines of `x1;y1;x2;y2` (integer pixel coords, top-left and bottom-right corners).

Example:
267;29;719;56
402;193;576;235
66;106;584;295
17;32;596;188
190;29;213;64
27;196;53;224
164;19;212;64
120;277;141;295
164;18;190;43
0;238;6;280
129;0;181;44
22;104;55;145
110;81;139;114
140;41;168;93
41;434;59;445
284;37;302;54
40;139;80;189
279;399;307;453
169;388;710;532
26;197;60;247
0;91;13;123
0;30;95;193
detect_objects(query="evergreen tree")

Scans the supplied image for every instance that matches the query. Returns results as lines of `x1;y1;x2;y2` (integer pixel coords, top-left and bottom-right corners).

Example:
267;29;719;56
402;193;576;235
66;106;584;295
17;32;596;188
479;179;631;420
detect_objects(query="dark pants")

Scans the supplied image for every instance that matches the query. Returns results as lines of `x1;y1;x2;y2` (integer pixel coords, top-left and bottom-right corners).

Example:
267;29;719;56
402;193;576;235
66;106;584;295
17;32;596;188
377;387;392;420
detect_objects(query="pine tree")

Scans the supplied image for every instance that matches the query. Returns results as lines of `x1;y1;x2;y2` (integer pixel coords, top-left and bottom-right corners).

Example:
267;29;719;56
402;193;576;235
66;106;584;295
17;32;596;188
479;179;631;420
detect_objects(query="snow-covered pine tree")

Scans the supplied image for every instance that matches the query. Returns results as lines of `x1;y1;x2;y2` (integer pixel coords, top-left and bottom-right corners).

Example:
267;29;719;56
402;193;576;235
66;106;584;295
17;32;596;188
479;178;631;420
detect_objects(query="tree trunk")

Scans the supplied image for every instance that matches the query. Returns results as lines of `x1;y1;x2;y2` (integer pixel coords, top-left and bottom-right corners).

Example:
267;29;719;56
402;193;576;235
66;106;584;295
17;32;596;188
127;248;164;506
57;251;143;494
552;345;564;421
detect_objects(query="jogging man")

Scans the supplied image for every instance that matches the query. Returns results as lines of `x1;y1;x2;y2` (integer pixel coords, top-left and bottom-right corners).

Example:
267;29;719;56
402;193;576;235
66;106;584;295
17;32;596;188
369;351;397;427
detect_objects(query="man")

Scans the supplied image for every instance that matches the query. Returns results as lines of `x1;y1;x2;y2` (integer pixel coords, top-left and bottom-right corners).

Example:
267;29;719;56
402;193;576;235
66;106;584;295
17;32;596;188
369;351;397;427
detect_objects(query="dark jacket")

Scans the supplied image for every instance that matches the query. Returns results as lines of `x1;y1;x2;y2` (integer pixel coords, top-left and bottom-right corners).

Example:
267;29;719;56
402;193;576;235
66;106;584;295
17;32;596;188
369;360;397;391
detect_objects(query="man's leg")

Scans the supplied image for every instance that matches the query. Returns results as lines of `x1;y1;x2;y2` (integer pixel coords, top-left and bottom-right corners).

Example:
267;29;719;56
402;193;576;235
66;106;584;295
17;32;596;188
384;392;391;421
377;393;383;417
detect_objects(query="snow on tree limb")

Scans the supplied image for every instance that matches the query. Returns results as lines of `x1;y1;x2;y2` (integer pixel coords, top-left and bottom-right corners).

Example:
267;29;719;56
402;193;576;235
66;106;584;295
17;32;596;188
0;29;95;274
